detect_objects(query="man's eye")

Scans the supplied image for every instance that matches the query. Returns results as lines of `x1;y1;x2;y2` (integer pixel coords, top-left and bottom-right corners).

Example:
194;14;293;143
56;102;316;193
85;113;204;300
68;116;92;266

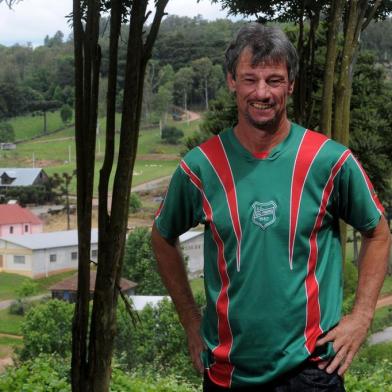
268;79;283;86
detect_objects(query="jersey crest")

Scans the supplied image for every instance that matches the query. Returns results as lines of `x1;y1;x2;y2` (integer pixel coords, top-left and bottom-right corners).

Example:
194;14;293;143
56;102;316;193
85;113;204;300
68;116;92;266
251;201;277;230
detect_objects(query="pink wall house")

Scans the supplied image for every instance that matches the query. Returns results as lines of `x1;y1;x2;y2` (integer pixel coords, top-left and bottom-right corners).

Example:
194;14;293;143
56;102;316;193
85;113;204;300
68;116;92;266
0;204;43;236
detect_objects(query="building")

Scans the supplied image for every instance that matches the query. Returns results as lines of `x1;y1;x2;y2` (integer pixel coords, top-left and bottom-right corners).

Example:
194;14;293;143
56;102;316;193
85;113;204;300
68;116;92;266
50;271;137;303
129;295;169;311
0;229;98;278
0;168;49;188
0;204;43;236
179;230;204;278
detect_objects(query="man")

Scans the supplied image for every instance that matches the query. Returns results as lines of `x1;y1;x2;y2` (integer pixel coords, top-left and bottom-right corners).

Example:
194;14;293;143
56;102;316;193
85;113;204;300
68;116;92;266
151;24;391;391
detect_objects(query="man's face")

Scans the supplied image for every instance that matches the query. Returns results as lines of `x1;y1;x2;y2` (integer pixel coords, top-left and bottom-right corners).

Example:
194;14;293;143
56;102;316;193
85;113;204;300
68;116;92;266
227;48;294;132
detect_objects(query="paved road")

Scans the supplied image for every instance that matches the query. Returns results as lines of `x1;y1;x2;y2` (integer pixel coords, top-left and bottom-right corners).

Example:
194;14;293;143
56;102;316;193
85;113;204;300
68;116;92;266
0;294;49;310
369;326;392;345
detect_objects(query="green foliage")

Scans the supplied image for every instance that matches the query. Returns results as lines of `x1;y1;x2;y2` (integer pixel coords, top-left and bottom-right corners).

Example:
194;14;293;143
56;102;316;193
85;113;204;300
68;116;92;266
0;354;199;391
0;184;54;206
370;306;392;334
0;354;70;392
161;125;184;145
0;122;15;142
114;295;205;386
16;279;38;299
346;342;392;391
60;104;73;124
123;227;166;295
343;261;358;299
111;367;199;391
19;299;73;361
129;192;142;213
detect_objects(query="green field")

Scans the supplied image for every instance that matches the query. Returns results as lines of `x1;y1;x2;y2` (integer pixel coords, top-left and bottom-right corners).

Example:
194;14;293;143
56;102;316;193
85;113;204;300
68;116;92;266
0;309;24;335
9;111;67;141
1;113;202;196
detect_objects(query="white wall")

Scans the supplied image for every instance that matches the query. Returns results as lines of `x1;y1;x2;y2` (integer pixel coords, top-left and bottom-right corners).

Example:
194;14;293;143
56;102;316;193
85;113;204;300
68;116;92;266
181;235;204;278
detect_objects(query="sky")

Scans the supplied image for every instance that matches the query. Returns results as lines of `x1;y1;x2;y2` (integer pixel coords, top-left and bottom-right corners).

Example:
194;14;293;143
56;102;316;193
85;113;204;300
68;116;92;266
0;0;233;47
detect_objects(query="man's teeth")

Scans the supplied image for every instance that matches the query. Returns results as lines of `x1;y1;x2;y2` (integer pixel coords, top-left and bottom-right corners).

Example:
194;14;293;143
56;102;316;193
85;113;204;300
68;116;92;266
250;103;273;109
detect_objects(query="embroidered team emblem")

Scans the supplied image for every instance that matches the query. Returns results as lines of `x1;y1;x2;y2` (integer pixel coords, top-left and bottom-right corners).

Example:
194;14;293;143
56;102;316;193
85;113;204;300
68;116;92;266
251;201;277;230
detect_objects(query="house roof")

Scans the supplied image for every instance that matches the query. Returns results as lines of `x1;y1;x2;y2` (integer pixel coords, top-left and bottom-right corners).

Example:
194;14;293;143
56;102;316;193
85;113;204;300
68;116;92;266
0;204;43;225
179;230;203;243
0;229;98;250
0;168;45;186
49;271;137;293
129;295;169;311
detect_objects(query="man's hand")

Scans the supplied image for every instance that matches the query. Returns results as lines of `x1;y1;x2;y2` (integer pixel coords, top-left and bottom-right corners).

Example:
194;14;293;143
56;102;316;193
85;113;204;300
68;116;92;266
185;318;206;374
316;312;371;376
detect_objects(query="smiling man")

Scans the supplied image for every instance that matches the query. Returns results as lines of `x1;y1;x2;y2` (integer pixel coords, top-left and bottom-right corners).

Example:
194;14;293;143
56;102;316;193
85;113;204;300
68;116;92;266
152;24;391;391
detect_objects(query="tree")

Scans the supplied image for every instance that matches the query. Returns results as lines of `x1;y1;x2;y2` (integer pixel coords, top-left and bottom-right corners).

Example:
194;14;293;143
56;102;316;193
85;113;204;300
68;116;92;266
28;99;62;134
51;171;76;230
123;227;167;295
71;2;169;391
174;67;194;118
115;296;204;385
60;104;73;124
19;299;74;361
192;57;214;110
0;122;15;142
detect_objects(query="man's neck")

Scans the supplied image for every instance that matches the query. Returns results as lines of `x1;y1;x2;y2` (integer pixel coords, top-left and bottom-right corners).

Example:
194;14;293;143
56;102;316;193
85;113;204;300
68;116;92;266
234;118;291;154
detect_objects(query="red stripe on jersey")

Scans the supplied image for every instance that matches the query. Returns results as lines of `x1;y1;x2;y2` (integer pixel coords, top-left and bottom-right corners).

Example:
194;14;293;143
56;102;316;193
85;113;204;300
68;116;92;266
350;155;385;214
289;130;329;269
199;136;242;271
180;160;234;387
304;150;351;353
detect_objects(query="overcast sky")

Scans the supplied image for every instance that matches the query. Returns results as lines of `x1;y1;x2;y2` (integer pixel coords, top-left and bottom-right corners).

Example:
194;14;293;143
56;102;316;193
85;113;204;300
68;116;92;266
0;0;235;47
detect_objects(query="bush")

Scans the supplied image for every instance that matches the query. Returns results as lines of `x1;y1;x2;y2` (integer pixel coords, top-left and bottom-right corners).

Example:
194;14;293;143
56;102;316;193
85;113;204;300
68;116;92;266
0;354;70;392
19;299;73;361
60;104;73;124
0;122;15;143
129;193;142;213
114;294;205;387
161;126;184;144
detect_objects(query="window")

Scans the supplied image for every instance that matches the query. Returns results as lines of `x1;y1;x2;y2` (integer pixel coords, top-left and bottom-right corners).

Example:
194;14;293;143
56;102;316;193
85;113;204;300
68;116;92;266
71;252;78;260
25;225;29;233
49;254;57;262
14;255;25;264
9;226;13;234
91;249;98;258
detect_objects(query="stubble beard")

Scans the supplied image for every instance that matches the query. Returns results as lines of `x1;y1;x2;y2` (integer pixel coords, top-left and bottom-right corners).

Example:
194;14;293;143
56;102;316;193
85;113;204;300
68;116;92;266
244;110;280;133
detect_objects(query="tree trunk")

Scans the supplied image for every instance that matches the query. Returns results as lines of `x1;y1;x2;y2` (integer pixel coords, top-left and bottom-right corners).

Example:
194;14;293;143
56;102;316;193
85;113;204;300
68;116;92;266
71;0;101;391
205;78;209;110
319;0;343;136
43;110;47;134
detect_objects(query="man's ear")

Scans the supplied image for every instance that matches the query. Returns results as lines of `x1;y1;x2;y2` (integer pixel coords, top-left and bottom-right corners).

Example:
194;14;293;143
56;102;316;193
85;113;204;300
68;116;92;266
226;72;236;93
288;80;295;95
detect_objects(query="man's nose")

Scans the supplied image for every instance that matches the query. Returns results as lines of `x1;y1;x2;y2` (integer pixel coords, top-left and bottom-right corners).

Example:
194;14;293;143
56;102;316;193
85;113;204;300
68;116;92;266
254;80;271;99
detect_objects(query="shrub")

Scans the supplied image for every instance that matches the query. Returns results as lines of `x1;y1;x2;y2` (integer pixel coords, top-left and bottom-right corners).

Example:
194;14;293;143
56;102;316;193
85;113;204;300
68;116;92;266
161;126;184;144
129;193;142;213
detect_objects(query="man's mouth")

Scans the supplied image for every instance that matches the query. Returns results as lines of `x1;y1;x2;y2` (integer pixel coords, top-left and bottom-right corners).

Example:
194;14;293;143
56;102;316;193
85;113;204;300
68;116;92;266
250;102;274;110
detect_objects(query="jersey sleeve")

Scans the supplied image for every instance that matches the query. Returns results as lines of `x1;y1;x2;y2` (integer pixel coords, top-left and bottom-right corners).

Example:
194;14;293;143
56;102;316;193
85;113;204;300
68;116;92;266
335;153;384;232
154;163;202;239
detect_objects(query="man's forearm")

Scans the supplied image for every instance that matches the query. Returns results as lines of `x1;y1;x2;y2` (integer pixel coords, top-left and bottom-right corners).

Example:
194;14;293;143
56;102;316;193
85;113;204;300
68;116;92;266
151;224;201;328
352;216;391;322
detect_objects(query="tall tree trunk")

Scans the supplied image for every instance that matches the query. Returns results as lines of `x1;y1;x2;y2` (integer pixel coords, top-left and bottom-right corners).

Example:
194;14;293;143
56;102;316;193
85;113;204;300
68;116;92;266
71;0;101;391
319;0;343;136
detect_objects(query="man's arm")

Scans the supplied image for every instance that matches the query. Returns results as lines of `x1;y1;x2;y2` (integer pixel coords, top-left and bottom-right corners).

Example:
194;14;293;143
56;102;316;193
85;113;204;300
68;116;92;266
151;223;205;373
317;216;391;375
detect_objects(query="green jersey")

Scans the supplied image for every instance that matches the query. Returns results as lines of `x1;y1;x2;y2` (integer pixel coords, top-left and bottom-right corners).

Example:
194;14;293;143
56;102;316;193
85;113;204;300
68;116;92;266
154;123;383;387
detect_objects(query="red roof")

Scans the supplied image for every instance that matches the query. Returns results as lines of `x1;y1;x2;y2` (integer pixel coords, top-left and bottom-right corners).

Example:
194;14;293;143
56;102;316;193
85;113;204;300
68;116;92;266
0;204;43;225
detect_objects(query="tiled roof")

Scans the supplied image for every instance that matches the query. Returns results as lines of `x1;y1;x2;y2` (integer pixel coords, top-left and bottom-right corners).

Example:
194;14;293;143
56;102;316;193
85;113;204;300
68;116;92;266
49;270;137;292
0;229;98;250
0;204;43;225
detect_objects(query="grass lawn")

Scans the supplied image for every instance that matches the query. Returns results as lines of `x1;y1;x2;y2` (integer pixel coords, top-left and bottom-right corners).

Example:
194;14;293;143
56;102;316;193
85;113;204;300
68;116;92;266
0;309;24;335
10;111;65;141
371;306;392;333
190;278;204;296
381;275;392;296
0;271;76;301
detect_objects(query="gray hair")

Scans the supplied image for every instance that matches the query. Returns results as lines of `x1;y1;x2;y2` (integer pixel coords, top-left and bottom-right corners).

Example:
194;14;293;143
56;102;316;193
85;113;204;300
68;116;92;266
225;24;299;82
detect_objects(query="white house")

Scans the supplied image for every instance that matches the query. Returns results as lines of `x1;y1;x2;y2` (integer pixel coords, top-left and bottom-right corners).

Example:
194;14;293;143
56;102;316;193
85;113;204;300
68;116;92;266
0;229;98;278
179;230;204;278
129;295;169;311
